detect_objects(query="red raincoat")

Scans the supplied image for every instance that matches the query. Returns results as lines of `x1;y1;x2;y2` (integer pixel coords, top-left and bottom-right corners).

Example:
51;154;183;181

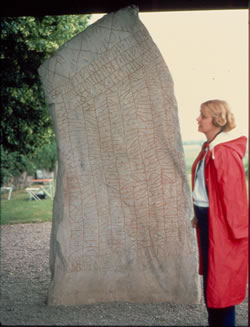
192;133;248;308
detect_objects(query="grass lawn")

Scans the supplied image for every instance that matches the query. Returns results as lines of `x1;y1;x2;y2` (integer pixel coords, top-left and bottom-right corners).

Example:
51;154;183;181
1;144;248;225
1;189;53;225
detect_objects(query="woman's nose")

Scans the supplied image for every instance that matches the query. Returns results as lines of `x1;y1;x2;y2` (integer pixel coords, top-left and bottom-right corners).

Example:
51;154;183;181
196;116;200;122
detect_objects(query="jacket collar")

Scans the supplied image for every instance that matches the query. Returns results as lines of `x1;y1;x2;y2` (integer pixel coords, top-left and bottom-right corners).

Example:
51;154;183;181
209;129;245;151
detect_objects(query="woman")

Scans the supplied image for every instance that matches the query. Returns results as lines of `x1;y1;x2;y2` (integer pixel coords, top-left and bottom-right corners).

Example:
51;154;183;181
191;99;248;327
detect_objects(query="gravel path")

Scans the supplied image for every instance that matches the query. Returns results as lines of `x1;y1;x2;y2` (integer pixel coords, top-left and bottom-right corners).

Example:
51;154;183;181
0;222;248;326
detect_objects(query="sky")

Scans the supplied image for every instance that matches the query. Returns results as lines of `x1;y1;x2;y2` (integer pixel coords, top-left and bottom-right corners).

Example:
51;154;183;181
89;10;248;141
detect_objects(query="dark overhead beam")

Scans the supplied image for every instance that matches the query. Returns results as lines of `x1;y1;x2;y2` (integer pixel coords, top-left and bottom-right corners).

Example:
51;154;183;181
0;0;248;16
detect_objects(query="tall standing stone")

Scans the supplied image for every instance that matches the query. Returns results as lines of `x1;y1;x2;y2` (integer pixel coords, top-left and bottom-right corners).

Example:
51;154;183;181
39;6;200;306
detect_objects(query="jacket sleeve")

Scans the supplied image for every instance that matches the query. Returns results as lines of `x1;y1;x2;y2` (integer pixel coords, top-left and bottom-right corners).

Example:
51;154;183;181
211;146;248;239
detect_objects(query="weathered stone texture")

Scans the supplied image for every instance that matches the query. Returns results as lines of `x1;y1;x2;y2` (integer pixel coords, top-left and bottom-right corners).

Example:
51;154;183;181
39;6;200;306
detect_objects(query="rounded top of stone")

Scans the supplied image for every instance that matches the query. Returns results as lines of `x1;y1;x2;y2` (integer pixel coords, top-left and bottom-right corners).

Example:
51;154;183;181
38;6;140;100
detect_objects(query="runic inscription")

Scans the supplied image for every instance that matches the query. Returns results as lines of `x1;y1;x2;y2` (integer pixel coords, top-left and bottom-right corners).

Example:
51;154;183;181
39;6;200;306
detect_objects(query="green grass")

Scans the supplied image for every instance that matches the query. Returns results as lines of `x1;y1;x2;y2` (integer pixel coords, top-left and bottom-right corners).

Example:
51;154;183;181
1;189;53;225
1;145;248;225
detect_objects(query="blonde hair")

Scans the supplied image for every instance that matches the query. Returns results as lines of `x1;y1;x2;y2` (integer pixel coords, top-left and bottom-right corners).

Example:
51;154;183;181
201;99;236;132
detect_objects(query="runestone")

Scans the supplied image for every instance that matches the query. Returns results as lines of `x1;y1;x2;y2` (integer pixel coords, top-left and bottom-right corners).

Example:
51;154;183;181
39;6;200;305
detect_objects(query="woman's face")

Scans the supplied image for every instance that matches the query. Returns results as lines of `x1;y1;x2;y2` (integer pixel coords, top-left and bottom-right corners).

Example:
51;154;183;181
196;107;216;135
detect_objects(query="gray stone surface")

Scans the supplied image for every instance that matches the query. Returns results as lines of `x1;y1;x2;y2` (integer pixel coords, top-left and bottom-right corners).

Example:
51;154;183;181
2;223;248;325
39;6;200;306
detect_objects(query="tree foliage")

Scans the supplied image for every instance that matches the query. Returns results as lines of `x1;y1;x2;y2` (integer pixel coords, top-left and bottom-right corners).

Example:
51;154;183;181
1;145;36;185
33;139;57;173
1;15;90;154
1;15;90;185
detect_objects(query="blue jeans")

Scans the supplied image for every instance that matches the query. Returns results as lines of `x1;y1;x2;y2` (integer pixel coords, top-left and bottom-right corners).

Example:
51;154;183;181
194;205;236;327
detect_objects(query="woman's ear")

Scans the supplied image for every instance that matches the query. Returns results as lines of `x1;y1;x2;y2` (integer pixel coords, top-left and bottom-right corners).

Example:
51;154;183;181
216;116;227;127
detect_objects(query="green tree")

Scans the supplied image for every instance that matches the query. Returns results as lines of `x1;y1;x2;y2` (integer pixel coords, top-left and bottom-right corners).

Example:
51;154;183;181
33;138;57;173
1;15;90;154
0;146;36;186
0;15;90;185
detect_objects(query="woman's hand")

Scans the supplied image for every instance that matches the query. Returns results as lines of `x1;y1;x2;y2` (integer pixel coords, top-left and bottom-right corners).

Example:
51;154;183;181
191;216;198;228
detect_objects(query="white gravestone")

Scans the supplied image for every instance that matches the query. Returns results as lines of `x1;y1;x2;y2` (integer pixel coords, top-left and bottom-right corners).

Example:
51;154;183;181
39;6;200;306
